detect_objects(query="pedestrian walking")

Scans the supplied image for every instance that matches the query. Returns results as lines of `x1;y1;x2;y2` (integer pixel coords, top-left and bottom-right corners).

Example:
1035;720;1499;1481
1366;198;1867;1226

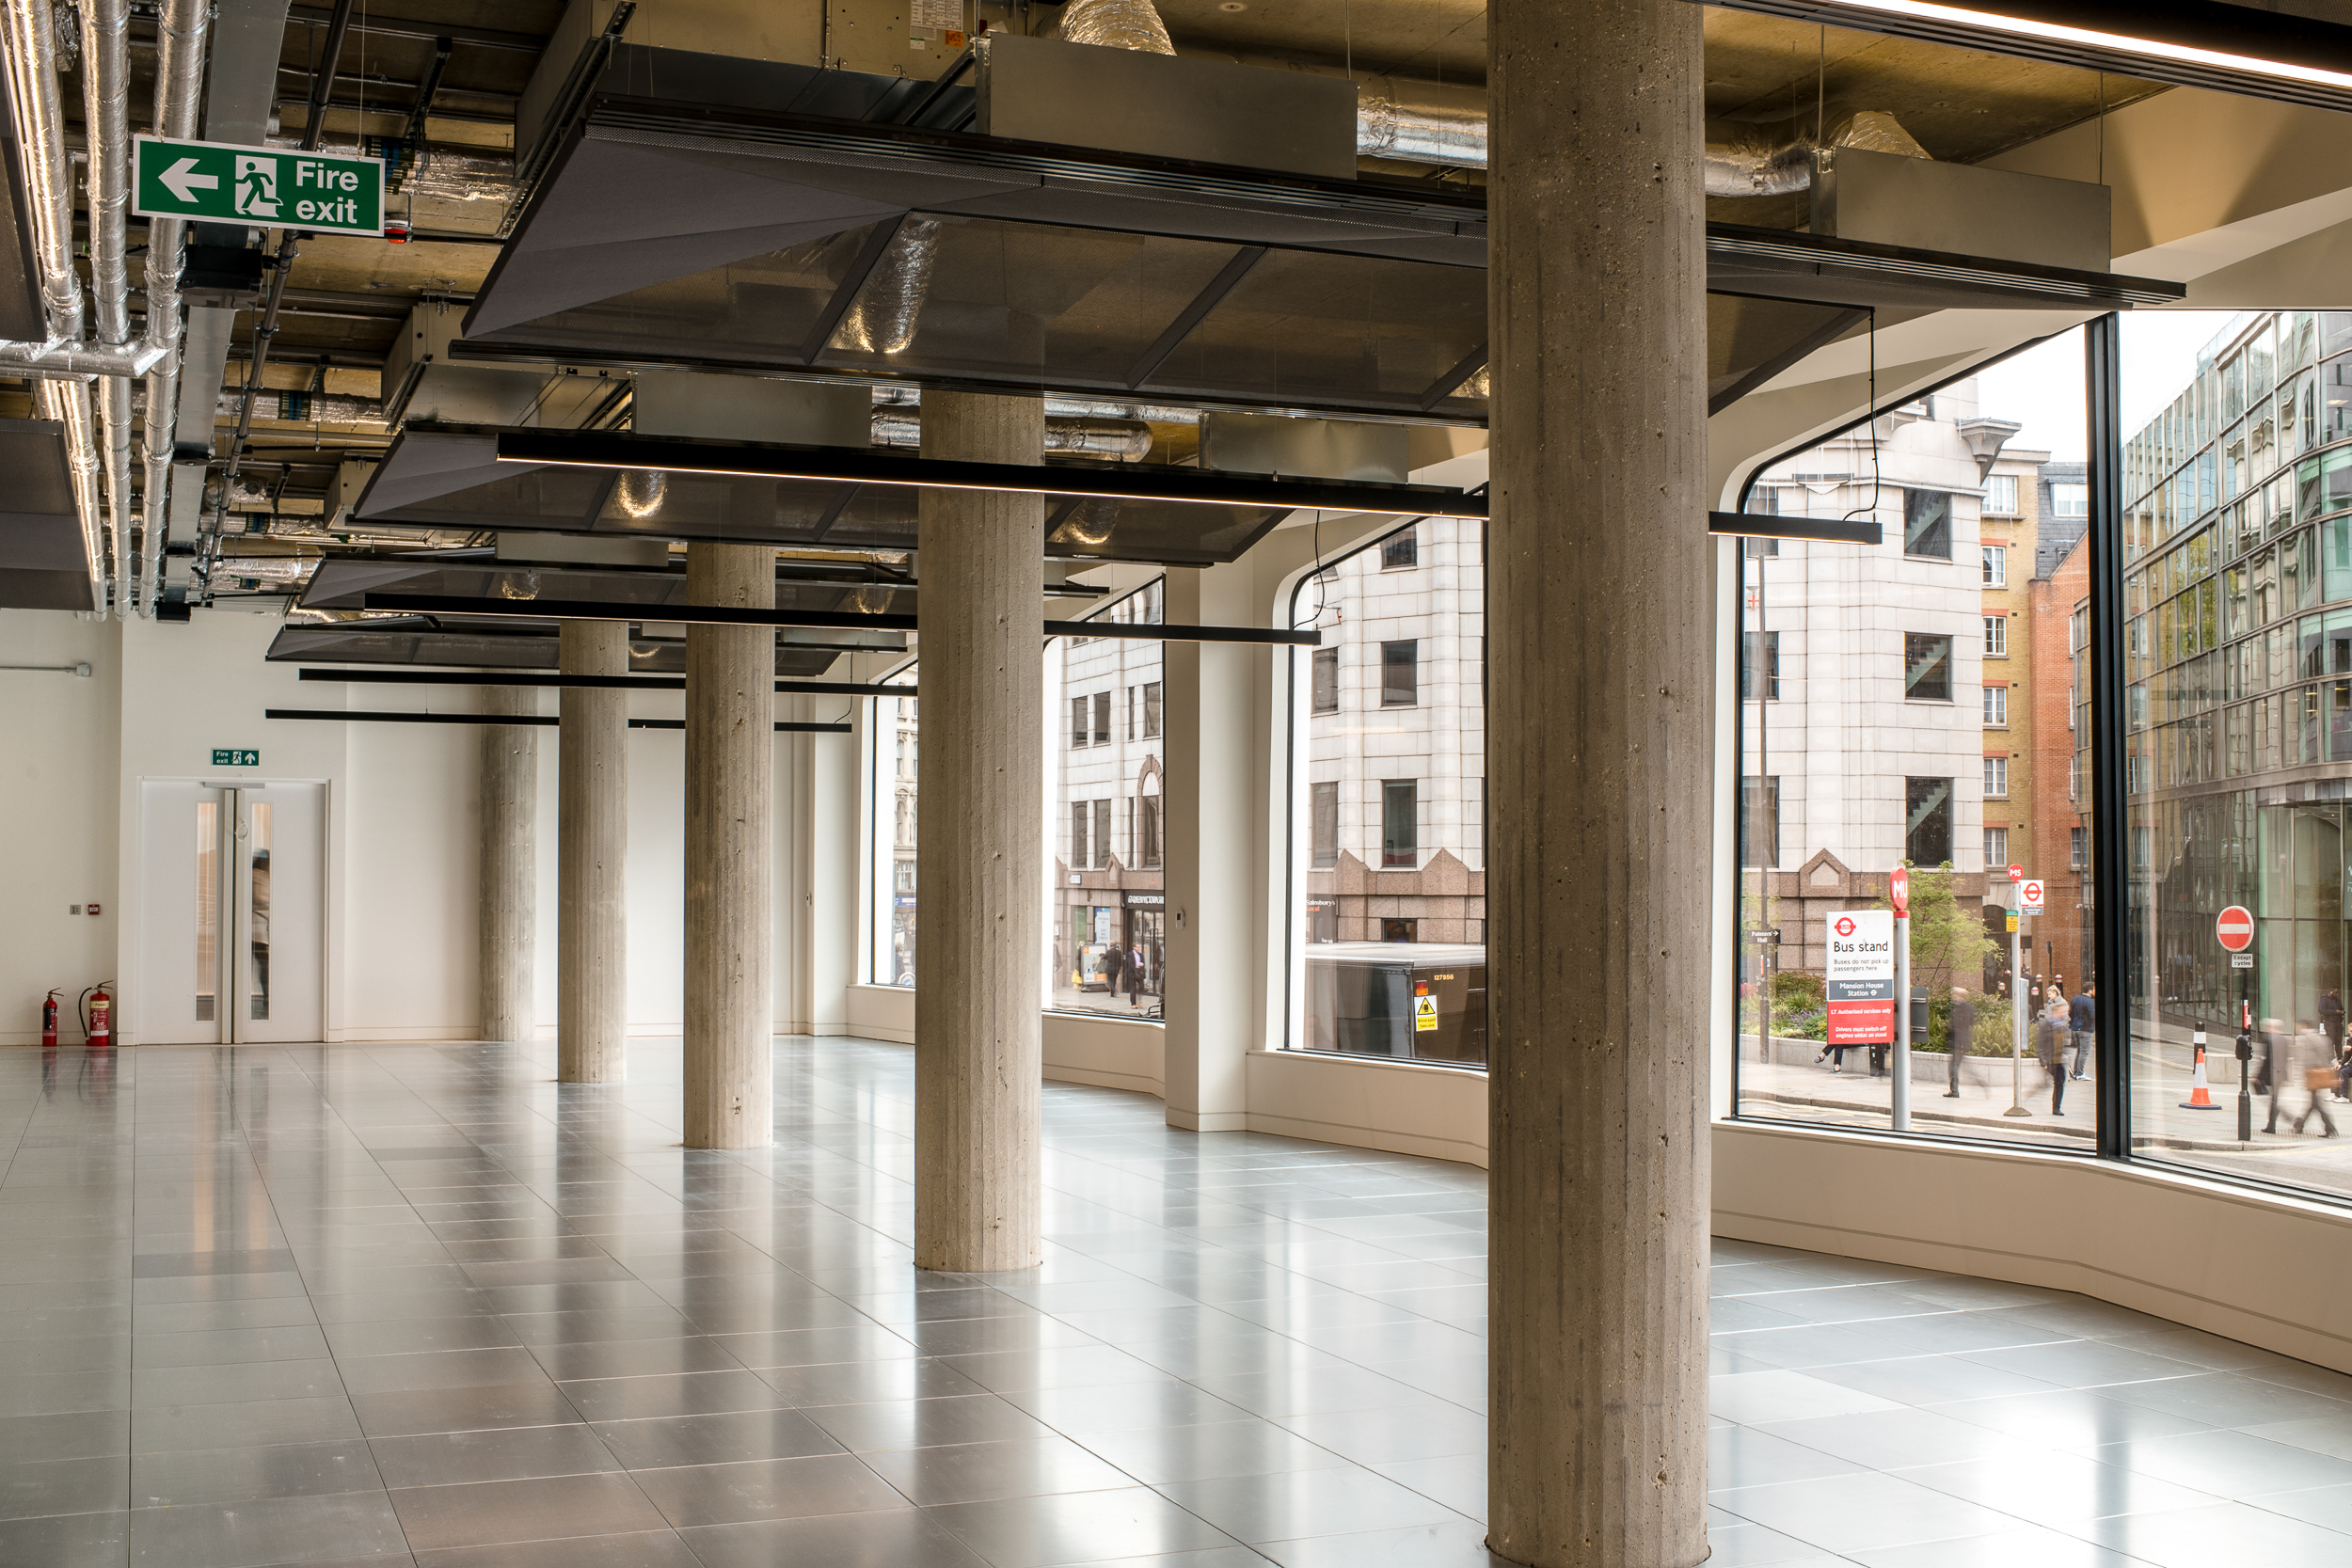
1945;987;1975;1098
1099;942;1127;997
2283;1020;2339;1137
1125;942;1146;1007
2069;983;2096;1081
2323;988;2345;1059
2036;997;2070;1115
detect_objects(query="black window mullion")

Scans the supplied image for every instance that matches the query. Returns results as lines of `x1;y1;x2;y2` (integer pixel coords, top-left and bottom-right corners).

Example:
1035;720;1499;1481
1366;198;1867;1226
2088;314;2133;1160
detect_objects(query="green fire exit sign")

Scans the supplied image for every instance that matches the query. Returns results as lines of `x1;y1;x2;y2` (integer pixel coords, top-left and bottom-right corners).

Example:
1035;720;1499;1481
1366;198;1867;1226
134;136;383;235
212;750;259;767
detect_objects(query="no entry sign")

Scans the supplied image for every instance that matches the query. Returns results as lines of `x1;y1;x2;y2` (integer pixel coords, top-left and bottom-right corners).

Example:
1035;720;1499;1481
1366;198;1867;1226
1824;909;1896;1045
2216;905;2254;952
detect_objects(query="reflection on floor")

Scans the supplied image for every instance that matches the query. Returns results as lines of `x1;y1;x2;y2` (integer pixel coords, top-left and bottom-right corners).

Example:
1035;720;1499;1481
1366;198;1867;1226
2;1038;2349;1566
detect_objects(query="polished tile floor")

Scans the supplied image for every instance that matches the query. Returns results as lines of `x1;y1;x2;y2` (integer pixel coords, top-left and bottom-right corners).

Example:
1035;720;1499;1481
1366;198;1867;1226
2;1038;2349;1566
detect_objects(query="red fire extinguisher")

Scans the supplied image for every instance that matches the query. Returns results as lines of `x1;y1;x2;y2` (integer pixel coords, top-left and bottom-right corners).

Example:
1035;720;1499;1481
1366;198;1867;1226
41;990;59;1048
83;984;111;1048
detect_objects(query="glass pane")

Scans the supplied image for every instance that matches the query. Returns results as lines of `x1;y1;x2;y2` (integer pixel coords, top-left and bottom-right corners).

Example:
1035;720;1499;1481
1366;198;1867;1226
249;802;272;1022
195;800;216;1022
2127;309;2352;1197
1289;518;1486;1069
1051;580;1167;1018
1734;340;2089;1148
874;688;918;988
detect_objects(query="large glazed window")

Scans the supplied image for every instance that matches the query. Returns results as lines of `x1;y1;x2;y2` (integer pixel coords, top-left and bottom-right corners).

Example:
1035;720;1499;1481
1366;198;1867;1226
1049;579;1166;1019
2124;310;2352;1201
867;674;919;988
1734;345;2090;1150
1287;518;1486;1069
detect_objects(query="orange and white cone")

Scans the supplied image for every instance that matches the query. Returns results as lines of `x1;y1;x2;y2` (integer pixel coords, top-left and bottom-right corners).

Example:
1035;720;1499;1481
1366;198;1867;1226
2180;1041;2222;1110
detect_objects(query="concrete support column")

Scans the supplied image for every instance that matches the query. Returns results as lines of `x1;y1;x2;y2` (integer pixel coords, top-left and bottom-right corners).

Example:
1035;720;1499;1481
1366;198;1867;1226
1486;2;1710;1565
559;620;628;1082
1163;562;1257;1131
914;391;1044;1273
683;543;774;1149
478;685;538;1044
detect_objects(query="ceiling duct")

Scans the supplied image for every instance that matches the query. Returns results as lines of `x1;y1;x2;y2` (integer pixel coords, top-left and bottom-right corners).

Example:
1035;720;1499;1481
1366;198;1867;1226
1707;110;1930;197
1059;0;1175;54
869;407;1152;463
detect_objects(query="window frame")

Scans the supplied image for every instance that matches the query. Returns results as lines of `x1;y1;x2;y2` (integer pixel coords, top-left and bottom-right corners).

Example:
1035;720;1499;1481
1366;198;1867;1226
1905;632;1956;703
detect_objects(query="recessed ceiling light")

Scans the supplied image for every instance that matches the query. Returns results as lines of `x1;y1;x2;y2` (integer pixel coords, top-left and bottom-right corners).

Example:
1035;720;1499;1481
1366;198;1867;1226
1220;2;1247;10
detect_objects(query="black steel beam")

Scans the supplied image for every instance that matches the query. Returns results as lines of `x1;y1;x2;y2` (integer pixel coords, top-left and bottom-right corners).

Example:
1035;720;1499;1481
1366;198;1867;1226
360;593;1321;645
2086;312;2131;1161
287;5;548;53
265;707;850;733
1418;344;1488;413
297;668;910;695
1706;511;1883;546
1707;306;1873;418
492;429;1486;518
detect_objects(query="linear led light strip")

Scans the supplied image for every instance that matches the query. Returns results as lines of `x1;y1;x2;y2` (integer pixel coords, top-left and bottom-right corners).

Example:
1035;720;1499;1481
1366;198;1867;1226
1831;0;2352;90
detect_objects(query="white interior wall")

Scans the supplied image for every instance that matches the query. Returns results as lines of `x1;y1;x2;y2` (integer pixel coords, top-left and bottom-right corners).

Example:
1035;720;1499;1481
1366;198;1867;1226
0;610;121;1044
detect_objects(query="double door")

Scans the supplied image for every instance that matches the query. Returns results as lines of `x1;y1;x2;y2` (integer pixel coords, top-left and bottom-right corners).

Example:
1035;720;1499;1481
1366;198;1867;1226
138;780;324;1044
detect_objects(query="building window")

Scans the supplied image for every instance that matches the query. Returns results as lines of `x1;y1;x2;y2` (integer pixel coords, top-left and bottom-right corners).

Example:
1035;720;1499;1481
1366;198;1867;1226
1381;780;1417;867
1311;647;1338;713
1092;799;1111;867
1072;801;1089;869
1985;474;2019;515
1141;681;1161;738
1983;686;2009;726
1093;691;1110;746
1982;545;2008;586
1380;917;1418;942
1984;825;2009;865
1906;776;1954;865
1905;490;1953;559
1071;695;1089;749
2052;482;2089;518
1741;630;1780;700
1743;488;1780;556
1380;640;1418;706
1983;756;2010;797
1311;782;1337;869
2071;825;2086;867
1381;527;1418;570
1984;614;2009;657
1740;775;1780;867
1137;794;1162;869
1905;633;1954;702
2069;752;2080;800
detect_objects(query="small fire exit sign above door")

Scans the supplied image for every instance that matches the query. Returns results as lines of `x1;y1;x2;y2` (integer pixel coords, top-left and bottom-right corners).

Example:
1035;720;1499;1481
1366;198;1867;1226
211;749;260;767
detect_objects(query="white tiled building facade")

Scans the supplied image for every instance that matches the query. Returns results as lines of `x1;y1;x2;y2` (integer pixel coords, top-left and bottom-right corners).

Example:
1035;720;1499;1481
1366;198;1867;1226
1051;581;1166;1013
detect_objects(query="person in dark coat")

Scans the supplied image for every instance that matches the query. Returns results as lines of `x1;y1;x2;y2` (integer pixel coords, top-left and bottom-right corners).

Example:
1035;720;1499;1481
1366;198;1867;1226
1946;987;1975;1098
2069;984;2096;1081
2036;998;2070;1115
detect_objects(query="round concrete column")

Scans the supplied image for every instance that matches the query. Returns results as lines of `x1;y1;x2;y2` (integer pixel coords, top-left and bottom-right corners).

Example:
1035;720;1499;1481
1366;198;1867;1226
1487;2;1710;1565
683;543;774;1149
559;620;628;1083
914;391;1044;1273
479;684;538;1044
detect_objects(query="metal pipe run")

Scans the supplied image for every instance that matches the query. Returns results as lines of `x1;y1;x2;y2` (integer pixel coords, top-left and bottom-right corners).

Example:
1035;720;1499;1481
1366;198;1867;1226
79;0;133;607
135;0;212;617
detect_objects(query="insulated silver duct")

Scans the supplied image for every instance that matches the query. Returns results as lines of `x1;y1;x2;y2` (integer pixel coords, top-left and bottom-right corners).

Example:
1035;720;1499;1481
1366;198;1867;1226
79;0;132;608
1357;77;1486;167
1704;110;1931;198
836;216;940;356
1060;0;1174;53
870;406;1152;462
134;0;208;616
0;339;161;374
2;0;81;343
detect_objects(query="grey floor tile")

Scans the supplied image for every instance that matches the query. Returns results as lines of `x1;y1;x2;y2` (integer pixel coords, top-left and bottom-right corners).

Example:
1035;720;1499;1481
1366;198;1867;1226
131;1357;342;1409
0;1508;130;1567
1898;1449;2223;1526
338;1349;550;1398
367;1423;623;1489
803;1394;1061;1453
630;1450;908;1527
1367;1451;1484;1521
1751;1407;2026;1471
1711;1370;1912;1427
0;1407;130;1463
591;1407;846;1469
1707;1518;1862;1566
861;1435;1136;1505
133;1440;381;1509
2085;1426;2352;1497
131;1325;331;1370
2240;1415;2352;1463
557;1370;794;1424
1715;1470;2023;1555
2073;1499;2352;1568
125;1488;408;1568
1078;1419;1352;1486
1251;1516;1492;1567
527;1337;743;1382
1162;1464;1463;1543
1925;1389;2215;1449
1843;1522;2143;1567
0;1454;129;1520
411;1529;701;1568
677;1508;990;1568
929;1484;1243;1566
387;1470;671;1551
1270;1404;1487;1466
134;1396;364;1453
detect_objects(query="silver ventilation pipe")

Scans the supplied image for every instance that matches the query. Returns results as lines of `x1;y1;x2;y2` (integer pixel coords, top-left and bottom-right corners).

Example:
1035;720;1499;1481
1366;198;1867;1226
136;0;212;616
1704;110;1931;197
1;0;82;344
79;0;133;610
1060;0;1174;53
870;406;1152;462
1357;77;1486;167
0;339;162;375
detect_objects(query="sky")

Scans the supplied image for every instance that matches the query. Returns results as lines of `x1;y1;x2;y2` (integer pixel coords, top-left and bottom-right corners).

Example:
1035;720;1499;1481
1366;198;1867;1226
1969;311;2241;464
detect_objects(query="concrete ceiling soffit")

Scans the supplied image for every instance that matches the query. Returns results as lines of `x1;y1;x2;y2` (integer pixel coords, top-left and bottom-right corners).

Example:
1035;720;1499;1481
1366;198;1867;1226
2178;213;2352;309
1987;87;2352;286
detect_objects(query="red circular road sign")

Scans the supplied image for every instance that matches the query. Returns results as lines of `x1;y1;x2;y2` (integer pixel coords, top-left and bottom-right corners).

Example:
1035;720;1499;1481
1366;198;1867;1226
2008;863;2025;882
1889;866;1909;914
2216;905;2255;952
1834;915;1858;938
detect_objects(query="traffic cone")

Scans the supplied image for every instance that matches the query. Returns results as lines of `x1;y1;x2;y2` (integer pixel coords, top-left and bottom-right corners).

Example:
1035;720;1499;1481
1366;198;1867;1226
2180;1041;2222;1110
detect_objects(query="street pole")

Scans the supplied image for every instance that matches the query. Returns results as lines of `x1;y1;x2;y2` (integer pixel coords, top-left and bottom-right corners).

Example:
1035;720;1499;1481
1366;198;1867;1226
2236;990;2253;1145
1892;910;1911;1131
2004;897;2032;1117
